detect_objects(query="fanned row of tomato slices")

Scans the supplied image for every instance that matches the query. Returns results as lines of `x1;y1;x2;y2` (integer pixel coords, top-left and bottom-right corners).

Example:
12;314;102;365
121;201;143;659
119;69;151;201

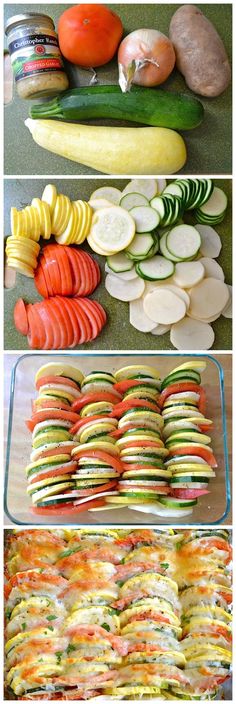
13;244;106;349
34;244;100;298
14;296;106;349
5;528;232;700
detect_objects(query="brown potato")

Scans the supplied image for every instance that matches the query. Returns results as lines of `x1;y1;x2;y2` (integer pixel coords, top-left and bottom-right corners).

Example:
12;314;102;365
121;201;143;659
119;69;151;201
169;5;231;97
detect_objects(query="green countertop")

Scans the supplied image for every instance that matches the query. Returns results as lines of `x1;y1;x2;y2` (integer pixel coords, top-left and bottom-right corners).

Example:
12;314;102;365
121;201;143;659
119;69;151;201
4;3;232;175
4;178;232;351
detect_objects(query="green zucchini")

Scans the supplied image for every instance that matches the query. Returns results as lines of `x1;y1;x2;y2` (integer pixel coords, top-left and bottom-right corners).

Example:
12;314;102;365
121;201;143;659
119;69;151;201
29;85;204;130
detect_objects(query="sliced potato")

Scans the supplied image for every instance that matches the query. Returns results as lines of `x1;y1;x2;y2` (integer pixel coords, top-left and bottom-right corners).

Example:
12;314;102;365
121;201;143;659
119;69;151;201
195;224;222;258
188;278;229;319
173;261;205;288
143;288;186;324
129;298;157;332
199;257;225;281
105;274;145;301
170;317;215;350
222;284;232;319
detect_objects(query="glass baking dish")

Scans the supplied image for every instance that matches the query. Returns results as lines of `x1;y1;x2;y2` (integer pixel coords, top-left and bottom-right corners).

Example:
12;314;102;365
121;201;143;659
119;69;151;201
4;353;230;526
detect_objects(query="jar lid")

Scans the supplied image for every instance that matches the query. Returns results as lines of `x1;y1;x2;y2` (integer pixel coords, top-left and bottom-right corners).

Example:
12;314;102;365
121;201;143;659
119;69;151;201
5;13;55;35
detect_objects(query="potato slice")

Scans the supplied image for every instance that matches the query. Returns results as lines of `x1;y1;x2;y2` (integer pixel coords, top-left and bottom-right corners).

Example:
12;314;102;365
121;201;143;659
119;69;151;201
129;298;157;332
222;284;232;319
143;288;186;324
188;278;229;319
195;224;222;258
173;261;205;288
170;317;215;350
105;274;145;301
151;324;171;335
199;257;225;281
165;285;190;310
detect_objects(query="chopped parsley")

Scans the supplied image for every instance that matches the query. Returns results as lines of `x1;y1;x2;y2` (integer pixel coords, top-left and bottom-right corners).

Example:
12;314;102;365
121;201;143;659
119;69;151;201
46;614;57;621
55;651;63;664
67;643;77;655
101;622;110;632
160;563;169;570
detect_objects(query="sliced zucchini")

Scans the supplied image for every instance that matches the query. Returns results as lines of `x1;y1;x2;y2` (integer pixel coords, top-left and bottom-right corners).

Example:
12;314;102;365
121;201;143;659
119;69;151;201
136;256;174;281
105;263;138;280
120;192;149;210
122;179;158;200
195;187;227;224
125;233;157;260
130;206;160;233
106;253;133;273
166;225;201;260
159;231;183;262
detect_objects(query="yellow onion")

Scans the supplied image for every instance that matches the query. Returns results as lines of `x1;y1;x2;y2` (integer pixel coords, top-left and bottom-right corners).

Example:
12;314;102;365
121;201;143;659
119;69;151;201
118;28;176;92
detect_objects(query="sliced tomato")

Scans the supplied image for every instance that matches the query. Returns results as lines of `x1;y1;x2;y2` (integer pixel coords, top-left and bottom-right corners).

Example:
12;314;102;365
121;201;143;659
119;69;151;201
171;488;210;499
26;409;79;432
36;375;80;391
42;299;59;350
72;448;124;474
33;444;77;459
111;399;160;417
114;379;150;393
54;245;73;296
75;248;88;297
14;298;29;336
43;244;62;295
67;246;81;296
159;382;206;414
31;497;106;515
70;414;109;434
110;424;138;438
65;296;82;346
168;445;217;467
34;257;50;298
29;462;78;483
91;299;107;326
51;296;72;349
27;303;47;350
72;297;92;343
72;392;120;412
76;297;99;339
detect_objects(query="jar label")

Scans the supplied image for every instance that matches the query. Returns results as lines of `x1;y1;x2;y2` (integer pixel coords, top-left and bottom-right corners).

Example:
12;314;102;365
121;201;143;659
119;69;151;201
8;33;65;81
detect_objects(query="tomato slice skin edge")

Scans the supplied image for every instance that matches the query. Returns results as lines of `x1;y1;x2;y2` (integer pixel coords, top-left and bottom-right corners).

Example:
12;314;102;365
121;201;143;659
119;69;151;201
31;497;106;515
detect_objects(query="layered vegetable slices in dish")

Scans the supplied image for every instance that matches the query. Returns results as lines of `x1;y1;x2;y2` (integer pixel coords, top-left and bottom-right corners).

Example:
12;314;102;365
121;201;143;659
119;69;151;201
5;528;232;699
22;360;218;518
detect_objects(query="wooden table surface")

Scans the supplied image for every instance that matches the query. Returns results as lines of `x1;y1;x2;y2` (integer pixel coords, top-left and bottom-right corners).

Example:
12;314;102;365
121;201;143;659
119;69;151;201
4;352;232;527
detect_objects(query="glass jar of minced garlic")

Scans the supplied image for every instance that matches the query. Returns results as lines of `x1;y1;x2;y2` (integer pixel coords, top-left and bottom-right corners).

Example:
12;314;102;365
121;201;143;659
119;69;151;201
5;12;69;99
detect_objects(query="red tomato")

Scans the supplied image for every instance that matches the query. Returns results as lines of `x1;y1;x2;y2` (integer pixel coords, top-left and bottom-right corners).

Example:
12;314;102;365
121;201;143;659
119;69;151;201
58;4;123;68
31;498;106;515
171;488;210;499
